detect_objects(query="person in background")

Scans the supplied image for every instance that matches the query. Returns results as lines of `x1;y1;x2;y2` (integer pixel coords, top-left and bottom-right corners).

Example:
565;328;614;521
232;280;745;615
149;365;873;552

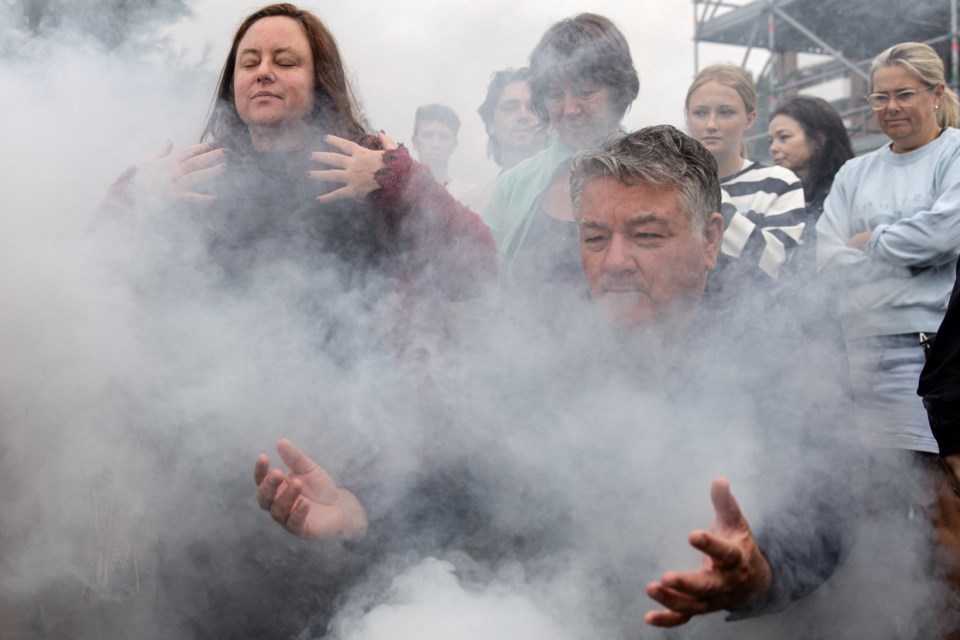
482;13;639;305
818;43;960;631
768;96;854;218
477;67;546;172
411;103;475;200
922;262;960;476
685;64;806;288
920;258;960;572
767;96;855;287
461;67;547;213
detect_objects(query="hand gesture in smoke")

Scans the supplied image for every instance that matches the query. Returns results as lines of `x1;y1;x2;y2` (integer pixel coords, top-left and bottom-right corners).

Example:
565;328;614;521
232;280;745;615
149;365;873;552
254;439;368;541
130;140;226;205
310;132;399;204
644;477;772;627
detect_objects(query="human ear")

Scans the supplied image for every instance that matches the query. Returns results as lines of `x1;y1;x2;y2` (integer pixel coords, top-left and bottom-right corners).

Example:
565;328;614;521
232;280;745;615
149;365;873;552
702;212;725;270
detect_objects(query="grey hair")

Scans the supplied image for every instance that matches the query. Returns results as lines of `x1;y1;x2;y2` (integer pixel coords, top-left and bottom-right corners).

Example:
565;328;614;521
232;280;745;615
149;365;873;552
571;125;721;234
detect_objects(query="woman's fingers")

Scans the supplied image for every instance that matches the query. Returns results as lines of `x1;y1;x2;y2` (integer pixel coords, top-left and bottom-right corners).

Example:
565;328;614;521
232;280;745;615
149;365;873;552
310;151;349;170
323;134;358;154
307;168;348;184
308;168;358;203
171;141;220;163
150;140;174;160
179;148;227;176
315;186;353;205
378;130;398;151
179;164;226;190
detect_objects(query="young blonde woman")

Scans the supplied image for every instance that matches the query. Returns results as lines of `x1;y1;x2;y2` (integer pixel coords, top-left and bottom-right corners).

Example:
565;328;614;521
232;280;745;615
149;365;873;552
685;64;806;284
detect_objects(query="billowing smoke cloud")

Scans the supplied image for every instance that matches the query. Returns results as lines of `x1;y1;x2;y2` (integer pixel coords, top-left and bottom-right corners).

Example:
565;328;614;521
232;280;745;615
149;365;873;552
1;3;957;640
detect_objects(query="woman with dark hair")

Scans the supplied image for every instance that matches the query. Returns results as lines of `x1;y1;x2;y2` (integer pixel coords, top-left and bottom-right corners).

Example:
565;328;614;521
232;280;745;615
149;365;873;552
105;3;496;356
482;13;639;302
95;5;496;637
768;96;854;273
768;96;854;217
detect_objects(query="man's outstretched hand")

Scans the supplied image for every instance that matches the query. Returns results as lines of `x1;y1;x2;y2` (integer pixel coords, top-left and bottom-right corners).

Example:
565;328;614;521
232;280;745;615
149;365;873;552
254;439;368;541
645;477;772;627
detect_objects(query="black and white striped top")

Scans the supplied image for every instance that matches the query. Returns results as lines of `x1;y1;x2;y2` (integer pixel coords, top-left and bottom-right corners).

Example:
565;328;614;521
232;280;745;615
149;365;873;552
720;161;806;280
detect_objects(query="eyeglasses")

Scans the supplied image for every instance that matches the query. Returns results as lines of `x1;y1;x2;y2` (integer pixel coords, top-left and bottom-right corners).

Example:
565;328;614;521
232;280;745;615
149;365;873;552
865;86;936;110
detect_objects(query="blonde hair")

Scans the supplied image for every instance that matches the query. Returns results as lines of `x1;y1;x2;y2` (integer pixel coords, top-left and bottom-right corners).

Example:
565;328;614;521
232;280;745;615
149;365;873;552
685;64;757;114
871;42;959;129
685;64;757;158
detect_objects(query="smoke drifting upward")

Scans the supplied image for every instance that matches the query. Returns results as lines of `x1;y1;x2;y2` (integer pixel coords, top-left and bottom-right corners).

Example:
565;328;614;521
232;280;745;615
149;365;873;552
1;3;957;640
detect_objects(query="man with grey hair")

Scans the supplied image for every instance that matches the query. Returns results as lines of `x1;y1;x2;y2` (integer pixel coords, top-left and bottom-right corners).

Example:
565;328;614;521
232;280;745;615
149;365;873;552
572;124;724;347
571;125;851;626
255;125;854;631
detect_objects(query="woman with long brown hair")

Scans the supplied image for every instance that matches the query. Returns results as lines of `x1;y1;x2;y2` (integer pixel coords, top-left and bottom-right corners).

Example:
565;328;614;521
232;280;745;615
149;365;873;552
105;3;496;356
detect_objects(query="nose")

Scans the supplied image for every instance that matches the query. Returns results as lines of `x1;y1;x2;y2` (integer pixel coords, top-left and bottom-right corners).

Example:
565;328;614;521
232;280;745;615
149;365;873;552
256;61;275;82
705;112;718;131
561;91;583;118
519;102;536;124
884;96;903;112
769;138;780;155
602;233;636;275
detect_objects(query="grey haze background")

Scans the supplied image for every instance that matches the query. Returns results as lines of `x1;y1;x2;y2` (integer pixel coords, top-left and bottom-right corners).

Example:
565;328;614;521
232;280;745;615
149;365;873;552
1;2;948;639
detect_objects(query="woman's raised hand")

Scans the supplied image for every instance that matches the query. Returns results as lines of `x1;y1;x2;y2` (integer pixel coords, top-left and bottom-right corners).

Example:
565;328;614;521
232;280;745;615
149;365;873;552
309;132;398;204
131;140;227;205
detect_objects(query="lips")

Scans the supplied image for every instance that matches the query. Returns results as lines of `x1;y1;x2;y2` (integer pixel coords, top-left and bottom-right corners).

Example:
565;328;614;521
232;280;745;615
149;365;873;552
252;91;281;99
601;287;648;297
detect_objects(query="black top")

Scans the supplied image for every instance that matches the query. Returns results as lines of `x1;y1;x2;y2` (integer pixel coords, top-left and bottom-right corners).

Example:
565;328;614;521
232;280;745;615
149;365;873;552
918;260;960;455
919;260;960;401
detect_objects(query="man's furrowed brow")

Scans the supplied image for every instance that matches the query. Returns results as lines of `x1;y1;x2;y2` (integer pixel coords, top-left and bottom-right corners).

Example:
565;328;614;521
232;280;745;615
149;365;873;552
628;213;669;227
579;219;609;230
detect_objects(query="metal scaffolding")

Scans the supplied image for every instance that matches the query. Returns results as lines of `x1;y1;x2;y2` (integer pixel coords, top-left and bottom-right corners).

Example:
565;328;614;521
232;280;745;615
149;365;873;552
693;0;960;156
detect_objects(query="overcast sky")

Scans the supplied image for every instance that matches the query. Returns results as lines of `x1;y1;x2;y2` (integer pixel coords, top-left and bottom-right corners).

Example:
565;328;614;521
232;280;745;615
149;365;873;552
159;0;756;182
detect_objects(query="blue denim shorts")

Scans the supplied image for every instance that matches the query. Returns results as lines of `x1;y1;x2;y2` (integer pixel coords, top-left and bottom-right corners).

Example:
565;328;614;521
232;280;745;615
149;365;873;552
846;333;937;453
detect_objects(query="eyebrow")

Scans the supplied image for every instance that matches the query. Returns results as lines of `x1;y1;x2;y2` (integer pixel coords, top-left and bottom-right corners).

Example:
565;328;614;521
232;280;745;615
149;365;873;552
579;214;669;229
873;85;926;94
628;213;669;227
238;47;300;57
579;220;608;231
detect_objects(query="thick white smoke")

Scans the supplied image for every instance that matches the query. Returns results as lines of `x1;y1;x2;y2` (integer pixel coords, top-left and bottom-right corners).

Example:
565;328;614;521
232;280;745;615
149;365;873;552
1;2;956;640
